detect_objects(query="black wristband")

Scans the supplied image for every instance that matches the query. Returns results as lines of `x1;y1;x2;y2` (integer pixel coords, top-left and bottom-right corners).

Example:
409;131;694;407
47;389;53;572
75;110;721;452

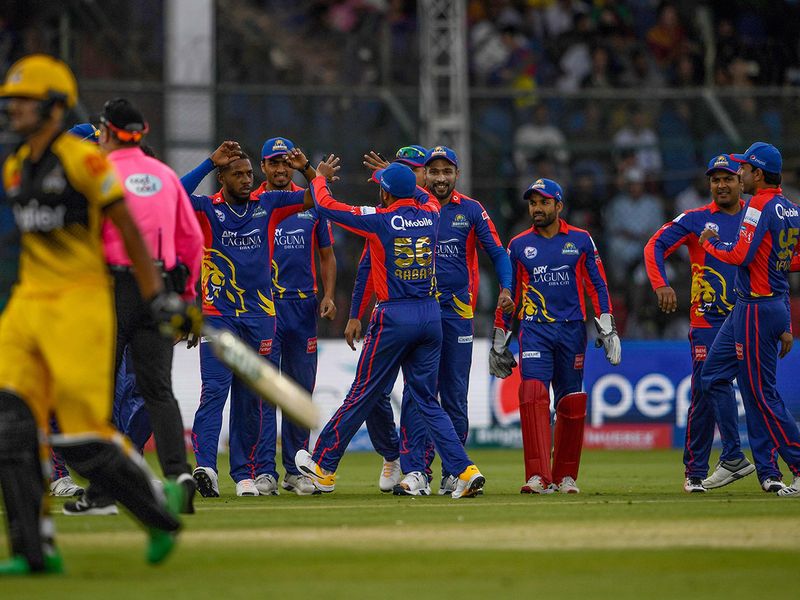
302;160;311;171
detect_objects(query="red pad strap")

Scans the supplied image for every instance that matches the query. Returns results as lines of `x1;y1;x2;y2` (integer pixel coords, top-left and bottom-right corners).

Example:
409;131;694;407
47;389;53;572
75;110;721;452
552;392;587;483
519;379;552;484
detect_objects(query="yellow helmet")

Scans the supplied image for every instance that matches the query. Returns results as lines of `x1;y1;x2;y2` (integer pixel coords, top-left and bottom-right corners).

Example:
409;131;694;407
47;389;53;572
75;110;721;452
0;54;78;108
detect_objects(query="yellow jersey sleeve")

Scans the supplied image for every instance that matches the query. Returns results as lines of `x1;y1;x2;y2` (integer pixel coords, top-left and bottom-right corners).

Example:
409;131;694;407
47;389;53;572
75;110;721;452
53;135;123;210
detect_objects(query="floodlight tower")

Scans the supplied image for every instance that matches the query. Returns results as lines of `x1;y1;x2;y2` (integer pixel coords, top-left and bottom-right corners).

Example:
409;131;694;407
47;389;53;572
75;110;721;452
419;0;471;193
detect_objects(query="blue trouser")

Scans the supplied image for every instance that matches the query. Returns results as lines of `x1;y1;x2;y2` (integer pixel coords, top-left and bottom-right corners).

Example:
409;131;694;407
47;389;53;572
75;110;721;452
399;317;473;476
518;320;586;393
192;315;278;482
365;381;400;462
684;326;743;478
313;298;471;476
112;346;152;453
272;297;317;475
701;298;800;482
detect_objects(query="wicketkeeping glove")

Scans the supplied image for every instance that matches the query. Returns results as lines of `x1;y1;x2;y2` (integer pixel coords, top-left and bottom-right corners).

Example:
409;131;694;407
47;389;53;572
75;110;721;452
149;291;204;339
594;313;621;365
489;327;517;379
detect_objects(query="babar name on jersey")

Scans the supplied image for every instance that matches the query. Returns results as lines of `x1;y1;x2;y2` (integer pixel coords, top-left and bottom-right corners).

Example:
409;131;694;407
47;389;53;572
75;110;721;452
221;228;262;250
274;226;306;250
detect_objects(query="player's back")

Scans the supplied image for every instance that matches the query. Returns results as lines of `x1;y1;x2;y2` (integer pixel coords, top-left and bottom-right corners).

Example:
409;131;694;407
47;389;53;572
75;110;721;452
1;133;123;293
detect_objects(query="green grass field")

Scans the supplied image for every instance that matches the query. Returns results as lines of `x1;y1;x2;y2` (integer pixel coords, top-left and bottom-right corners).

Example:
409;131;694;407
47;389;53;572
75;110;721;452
1;449;799;599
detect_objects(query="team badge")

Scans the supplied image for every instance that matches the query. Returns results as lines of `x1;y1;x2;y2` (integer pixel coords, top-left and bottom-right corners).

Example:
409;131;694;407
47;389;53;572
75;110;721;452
272;139;288;152
561;242;579;255
524;246;537;259
215;208;225;222
452;213;469;228
703;222;719;233
252;206;267;218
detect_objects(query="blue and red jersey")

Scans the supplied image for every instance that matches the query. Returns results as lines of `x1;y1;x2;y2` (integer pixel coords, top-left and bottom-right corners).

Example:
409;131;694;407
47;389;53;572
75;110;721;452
644;201;742;328
495;219;612;329
348;189;511;319
310;177;437;302
702;187;800;300
250;181;334;300
181;159;305;317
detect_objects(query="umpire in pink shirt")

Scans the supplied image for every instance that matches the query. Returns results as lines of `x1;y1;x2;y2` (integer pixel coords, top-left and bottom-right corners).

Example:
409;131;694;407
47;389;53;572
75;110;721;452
69;98;203;515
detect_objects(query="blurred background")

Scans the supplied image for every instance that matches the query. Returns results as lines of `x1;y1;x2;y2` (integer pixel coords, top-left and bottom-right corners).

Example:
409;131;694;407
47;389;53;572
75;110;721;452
3;0;800;340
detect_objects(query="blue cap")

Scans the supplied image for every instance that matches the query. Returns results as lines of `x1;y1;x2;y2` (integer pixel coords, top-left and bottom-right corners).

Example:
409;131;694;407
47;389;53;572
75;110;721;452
705;154;738;176
730;141;782;174
394;145;428;168
424;145;459;168
375;163;417;198
523;178;563;202
68;123;99;144
261;137;295;160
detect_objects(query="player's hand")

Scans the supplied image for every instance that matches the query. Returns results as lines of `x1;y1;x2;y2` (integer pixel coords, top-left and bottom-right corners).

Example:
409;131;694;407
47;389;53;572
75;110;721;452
344;318;362;351
489;327;517;378
655;286;677;313
149;291;203;339
497;288;514;314
594;313;621;365
210;141;242;168
320;296;337;321
286;147;311;171
362;151;390;178
779;331;793;358
699;228;719;245
315;154;341;182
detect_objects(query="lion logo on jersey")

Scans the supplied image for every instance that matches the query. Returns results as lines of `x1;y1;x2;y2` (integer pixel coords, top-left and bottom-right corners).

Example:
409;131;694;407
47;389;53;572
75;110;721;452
203;249;246;316
520;283;556;323
691;264;734;318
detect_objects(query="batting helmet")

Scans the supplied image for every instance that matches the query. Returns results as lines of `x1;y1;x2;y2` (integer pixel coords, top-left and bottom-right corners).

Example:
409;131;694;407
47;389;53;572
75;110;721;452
0;54;78;108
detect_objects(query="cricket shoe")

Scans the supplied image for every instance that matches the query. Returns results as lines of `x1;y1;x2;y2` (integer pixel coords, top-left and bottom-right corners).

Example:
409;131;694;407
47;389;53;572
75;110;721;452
50;475;84;497
281;474;320;496
193;466;220;498
176;473;196;514
393;471;431;496
701;457;756;489
235;479;259;497
295;449;336;493
451;465;485;499
520;475;555;495
0;549;64;575
683;477;706;493
762;477;787;493
776;476;800;497
556;476;580;494
63;495;118;516
379;459;402;493
254;474;279;496
438;474;457;496
146;480;183;565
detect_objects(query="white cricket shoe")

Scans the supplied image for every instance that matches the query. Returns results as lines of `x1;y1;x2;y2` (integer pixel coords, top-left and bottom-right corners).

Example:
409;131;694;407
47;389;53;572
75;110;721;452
379;459;402;493
762;477;786;493
254;474;279;495
776;477;799;497
49;476;84;497
556;476;580;494
281;474;319;496
193;466;220;498
683;477;706;493
520;475;555;495
438;475;457;496
701;457;755;489
295;449;336;493
451;465;485;499
235;479;259;497
392;471;431;496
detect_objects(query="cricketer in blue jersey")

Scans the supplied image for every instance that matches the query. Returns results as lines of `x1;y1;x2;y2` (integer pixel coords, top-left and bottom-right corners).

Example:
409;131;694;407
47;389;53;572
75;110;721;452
644;154;755;493
295;160;486;499
250;136;337;496
699;142;800;497
493;178;619;495
180;142;316;498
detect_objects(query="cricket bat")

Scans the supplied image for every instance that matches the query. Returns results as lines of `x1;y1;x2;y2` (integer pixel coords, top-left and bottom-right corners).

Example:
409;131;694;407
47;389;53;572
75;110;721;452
203;325;319;429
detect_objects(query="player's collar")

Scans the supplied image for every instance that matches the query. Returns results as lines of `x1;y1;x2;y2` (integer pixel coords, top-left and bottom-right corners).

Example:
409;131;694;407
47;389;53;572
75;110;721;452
707;198;745;213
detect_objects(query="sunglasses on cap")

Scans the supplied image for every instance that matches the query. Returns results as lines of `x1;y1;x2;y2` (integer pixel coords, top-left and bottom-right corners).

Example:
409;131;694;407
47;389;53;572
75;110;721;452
395;146;426;159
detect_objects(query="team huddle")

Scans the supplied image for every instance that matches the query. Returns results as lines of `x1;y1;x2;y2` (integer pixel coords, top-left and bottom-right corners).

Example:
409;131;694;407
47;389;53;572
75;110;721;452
2;53;800;576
